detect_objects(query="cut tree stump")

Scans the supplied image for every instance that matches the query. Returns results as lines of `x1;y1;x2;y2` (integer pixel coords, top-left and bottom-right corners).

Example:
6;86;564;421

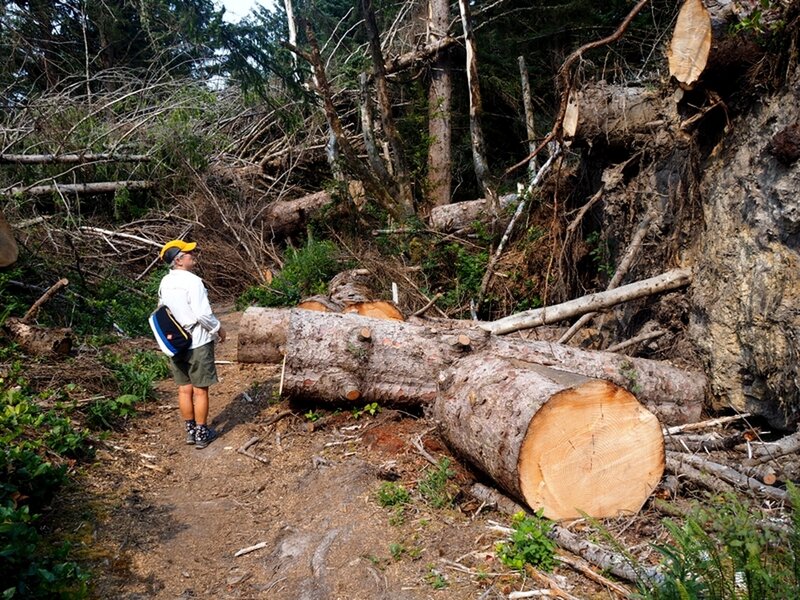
435;356;664;519
238;308;705;425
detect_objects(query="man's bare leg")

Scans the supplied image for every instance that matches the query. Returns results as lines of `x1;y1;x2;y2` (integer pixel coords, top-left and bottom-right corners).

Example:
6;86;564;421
193;386;210;425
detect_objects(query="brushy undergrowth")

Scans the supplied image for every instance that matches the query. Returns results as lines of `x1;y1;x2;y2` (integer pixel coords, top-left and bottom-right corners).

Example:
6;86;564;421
0;385;92;598
0;341;167;597
236;238;344;308
640;488;800;600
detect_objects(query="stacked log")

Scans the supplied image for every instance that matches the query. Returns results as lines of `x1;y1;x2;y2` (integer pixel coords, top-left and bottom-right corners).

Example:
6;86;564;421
238;308;705;425
239;308;674;519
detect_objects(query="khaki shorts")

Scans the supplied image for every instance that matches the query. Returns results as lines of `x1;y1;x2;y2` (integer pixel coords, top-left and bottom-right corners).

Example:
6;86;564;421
170;342;218;388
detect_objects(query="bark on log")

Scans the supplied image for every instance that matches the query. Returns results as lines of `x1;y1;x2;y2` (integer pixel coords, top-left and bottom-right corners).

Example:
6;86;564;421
4;318;73;356
239;308;705;425
435;356;664;519
485;268;693;335
666;451;789;503
0;153;151;164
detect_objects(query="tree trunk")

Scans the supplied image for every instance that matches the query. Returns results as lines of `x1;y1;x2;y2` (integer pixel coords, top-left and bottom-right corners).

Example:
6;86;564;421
426;0;453;207
429;193;517;232
238;308;705;425
0;153;150;164
435;355;664;519
360;0;415;215
4;319;73;356
9;180;153;196
485;268;693;335
457;0;497;214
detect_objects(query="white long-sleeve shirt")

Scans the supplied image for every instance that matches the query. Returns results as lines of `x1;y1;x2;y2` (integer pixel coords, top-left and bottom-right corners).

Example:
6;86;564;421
158;269;221;349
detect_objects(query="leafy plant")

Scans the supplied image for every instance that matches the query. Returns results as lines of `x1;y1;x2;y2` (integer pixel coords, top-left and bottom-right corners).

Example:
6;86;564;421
0;387;92;598
418;458;456;509
425;566;448;589
496;510;557;572
352;402;380;419
619;360;642;394
376;482;410;507
101;350;170;401
86;394;138;430
304;410;320;422
389;542;406;560
586;230;615;278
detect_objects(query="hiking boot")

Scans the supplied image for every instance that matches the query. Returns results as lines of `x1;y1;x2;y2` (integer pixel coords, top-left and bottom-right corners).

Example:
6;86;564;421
185;429;196;445
194;426;216;450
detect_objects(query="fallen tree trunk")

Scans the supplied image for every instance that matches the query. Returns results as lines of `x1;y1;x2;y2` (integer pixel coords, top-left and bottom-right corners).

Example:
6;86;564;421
562;82;679;147
485;268;693;335
435;356;664;519
428;193;517;232
0;152;151;164
259;190;334;237
239;308;705;425
7;180;153;196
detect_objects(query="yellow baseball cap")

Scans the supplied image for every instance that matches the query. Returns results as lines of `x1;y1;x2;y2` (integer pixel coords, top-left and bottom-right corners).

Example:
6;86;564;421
160;239;197;263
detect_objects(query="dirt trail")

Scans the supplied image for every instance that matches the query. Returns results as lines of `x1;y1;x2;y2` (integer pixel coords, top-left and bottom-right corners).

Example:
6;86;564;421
68;308;616;599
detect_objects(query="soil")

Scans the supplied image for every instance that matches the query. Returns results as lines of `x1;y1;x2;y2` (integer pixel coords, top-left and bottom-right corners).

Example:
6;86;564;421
52;307;661;600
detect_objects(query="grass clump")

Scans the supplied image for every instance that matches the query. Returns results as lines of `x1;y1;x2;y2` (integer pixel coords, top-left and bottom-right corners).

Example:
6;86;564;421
495;510;557;572
418;458;456;509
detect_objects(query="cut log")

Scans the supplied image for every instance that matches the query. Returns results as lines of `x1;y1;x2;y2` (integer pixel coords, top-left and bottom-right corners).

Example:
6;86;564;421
237;308;290;364
341;301;403;321
435;356;664;519
296;296;343;313
239;308;705;425
562;82;679;147
259;191;334;237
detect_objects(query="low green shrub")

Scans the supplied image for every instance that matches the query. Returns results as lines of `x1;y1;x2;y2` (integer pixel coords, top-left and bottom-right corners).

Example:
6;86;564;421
376;482;411;507
0;387;92;598
236;238;344;308
495;510;557;572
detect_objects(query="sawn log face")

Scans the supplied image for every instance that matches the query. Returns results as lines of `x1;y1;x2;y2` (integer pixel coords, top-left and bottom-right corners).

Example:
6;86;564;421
435;356;665;520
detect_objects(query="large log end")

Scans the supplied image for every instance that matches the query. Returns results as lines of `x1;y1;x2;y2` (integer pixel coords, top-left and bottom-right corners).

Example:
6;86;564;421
518;380;664;520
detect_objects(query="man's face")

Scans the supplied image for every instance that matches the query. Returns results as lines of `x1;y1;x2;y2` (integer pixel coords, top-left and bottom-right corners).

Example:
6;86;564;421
175;251;196;271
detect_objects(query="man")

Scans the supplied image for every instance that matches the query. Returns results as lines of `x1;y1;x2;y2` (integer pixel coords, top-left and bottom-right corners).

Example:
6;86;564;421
158;239;226;449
